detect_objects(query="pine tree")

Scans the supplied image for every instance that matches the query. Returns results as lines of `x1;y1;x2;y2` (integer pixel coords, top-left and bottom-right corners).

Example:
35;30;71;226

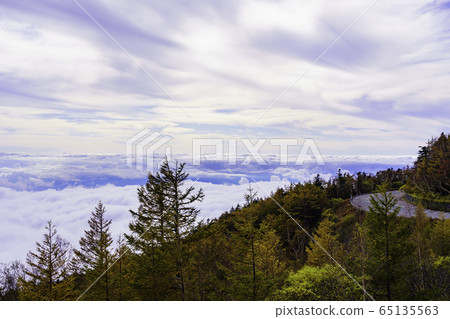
430;215;450;256
73;201;113;300
229;184;259;300
244;184;258;301
109;235;133;300
411;133;449;196
410;205;433;292
125;166;173;300
306;218;343;266
222;185;287;300
125;159;204;300
183;221;229;300
126;170;168;251
364;185;412;300
346;223;370;300
254;225;286;299
160;159;205;300
19;220;74;300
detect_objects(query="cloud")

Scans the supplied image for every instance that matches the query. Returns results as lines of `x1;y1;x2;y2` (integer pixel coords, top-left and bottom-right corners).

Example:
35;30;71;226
270;175;281;182
0;0;449;154
238;177;249;185
0;153;415;191
0;184;138;263
0;152;416;262
0;179;289;263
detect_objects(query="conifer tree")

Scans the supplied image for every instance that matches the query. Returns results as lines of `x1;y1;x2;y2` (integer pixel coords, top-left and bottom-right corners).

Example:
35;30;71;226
126;164;176;300
430;215;450;256
126;170;168;251
19;220;74;300
411;133;449;196
346;223;370;300
230;184;259;300
306;218;343;266
73;201;113;300
364;185;412;300
253;225;286;299
244;184;258;301
410;205;433;292
160;159;205;300
183;221;229;300
109;235;133;301
125;159;204;300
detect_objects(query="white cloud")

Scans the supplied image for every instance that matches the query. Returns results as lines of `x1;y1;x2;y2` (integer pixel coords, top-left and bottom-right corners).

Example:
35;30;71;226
270;175;281;182
0;1;448;154
0;179;289;263
0;19;118;87
238;177;249;185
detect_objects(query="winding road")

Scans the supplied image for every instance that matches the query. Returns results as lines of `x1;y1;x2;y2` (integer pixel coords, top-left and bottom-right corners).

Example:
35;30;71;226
351;191;450;219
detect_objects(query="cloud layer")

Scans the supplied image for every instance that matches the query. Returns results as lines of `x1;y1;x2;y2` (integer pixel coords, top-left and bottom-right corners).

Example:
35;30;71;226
0;180;289;263
0;0;449;154
0;153;414;190
0;152;415;262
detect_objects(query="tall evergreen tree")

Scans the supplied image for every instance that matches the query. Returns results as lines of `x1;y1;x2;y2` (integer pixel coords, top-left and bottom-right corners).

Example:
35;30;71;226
125;159;204;300
227;184;259;300
364;185;412;300
346;223;370;300
19;220;74;300
126;170;168;251
109;235;133;301
73;201;113;300
160;159;204;300
306;218;343;266
410;205;433;292
125;166;173;300
244;183;258;300
411;133;449;196
430;215;450;256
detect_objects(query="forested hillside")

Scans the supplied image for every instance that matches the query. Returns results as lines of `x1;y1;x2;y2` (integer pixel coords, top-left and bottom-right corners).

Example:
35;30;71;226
1;134;449;301
403;132;450;211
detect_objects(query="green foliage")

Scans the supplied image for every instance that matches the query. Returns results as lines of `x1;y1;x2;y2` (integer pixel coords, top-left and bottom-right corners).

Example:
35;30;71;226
108;235;134;300
364;185;413;300
73;201;114;300
345;223;371;299
430;216;450;256
19;221;75;301
404;193;450;212
409;132;450;197
306;218;343;266
403;206;450;300
269;265;363;301
214;185;286;300
184;222;230;300
283;183;328;230
125;159;204;300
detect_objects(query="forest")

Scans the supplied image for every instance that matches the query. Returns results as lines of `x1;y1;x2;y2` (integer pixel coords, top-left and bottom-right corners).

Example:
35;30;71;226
0;133;449;301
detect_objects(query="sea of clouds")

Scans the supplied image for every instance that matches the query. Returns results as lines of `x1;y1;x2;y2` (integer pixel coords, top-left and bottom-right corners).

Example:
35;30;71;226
0;153;415;263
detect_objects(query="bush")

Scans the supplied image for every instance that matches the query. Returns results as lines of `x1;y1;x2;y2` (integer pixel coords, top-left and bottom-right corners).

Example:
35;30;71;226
404;193;450;212
268;265;364;301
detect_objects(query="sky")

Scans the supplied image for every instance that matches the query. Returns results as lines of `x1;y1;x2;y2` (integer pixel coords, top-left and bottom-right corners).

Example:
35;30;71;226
0;0;449;155
0;0;449;263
